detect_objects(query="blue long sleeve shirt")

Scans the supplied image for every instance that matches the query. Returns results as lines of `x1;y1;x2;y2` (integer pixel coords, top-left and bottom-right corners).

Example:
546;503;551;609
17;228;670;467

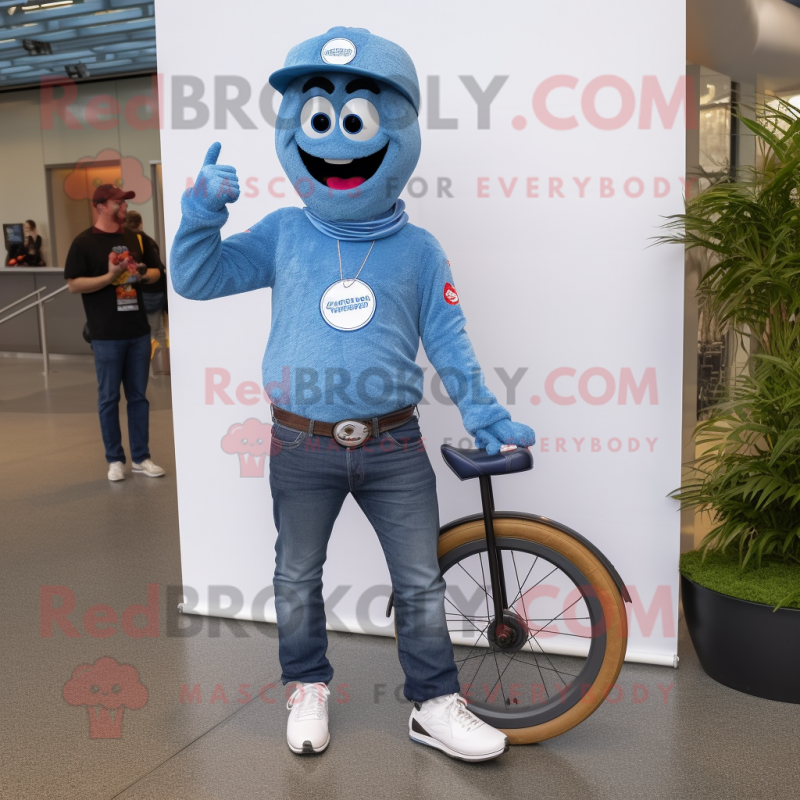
170;199;511;433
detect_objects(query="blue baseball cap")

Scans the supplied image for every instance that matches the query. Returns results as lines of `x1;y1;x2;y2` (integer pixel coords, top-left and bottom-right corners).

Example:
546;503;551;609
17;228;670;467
269;26;420;115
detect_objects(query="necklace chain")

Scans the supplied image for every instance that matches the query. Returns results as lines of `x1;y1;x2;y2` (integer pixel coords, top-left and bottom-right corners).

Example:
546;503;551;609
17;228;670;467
338;239;376;288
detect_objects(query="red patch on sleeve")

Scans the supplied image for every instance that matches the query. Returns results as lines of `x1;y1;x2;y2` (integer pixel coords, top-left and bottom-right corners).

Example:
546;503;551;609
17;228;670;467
443;282;459;305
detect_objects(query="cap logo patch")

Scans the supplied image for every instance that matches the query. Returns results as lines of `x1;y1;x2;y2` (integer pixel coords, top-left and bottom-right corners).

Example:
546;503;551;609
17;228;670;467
321;38;356;65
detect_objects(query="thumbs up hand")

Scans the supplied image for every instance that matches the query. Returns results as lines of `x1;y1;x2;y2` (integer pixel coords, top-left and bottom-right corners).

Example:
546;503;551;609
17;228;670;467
184;142;241;213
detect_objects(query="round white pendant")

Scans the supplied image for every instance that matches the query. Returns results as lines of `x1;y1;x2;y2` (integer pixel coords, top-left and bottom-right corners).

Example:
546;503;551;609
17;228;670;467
319;279;376;331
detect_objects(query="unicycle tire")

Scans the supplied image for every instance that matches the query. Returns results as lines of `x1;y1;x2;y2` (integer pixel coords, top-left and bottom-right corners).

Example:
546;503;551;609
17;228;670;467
437;515;628;744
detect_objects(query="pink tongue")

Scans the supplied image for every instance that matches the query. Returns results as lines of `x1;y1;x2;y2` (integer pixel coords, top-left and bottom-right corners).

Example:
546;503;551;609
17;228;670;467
327;176;365;190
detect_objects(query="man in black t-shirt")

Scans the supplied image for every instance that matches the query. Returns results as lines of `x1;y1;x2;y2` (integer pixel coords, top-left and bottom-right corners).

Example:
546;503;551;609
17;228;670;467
65;184;166;482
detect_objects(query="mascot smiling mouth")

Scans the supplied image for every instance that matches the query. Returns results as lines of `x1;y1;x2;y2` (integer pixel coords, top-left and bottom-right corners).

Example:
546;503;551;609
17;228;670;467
297;143;389;190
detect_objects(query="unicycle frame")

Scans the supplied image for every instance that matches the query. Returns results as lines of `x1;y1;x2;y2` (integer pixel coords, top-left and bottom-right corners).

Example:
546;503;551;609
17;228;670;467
478;475;512;638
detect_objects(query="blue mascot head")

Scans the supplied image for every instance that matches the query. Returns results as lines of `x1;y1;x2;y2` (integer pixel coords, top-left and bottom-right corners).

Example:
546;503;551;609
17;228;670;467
269;27;421;222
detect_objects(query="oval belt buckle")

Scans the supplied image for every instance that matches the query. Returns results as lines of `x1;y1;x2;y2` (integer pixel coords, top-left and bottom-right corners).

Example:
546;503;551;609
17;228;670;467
333;419;370;448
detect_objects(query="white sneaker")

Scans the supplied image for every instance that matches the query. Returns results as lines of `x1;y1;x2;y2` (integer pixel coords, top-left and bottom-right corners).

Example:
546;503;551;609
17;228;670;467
409;693;509;762
107;461;125;482
132;458;165;477
286;682;330;754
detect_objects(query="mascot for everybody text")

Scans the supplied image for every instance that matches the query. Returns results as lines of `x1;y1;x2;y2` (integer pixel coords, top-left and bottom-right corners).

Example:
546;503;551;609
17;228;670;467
171;27;535;761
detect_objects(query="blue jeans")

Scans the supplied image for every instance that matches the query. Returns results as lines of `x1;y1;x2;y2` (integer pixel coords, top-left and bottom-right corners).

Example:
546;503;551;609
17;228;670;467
269;416;461;702
92;334;151;464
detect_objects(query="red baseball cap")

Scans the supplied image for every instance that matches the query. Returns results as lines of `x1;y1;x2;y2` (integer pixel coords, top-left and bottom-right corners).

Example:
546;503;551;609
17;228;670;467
92;184;135;205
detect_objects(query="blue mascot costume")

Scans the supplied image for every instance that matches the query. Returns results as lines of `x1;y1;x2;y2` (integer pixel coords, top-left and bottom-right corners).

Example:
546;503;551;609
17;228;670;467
171;27;535;761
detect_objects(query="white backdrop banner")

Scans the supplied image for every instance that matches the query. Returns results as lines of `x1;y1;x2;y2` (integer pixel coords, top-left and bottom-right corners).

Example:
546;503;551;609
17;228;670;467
155;0;685;666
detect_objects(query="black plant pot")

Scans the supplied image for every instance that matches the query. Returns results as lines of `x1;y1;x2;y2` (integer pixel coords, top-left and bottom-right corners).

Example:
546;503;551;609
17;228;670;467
681;575;800;704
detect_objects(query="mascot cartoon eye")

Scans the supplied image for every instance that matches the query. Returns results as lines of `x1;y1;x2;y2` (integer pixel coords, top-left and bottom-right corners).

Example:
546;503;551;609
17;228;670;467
301;96;336;139
339;97;379;142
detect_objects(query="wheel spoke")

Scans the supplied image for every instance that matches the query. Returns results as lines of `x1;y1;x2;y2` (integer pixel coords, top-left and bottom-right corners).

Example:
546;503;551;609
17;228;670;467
525;635;575;689
444;596;494;685
477;552;493;613
489;643;531;703
506;551;539;608
527;596;584;639
489;649;508;707
497;650;580;680
511;564;560;612
525;596;588;688
463;640;493;686
523;628;593;640
510;550;523;610
444;596;490;641
508;551;550;691
456;560;493;602
454;647;498;665
454;643;583;689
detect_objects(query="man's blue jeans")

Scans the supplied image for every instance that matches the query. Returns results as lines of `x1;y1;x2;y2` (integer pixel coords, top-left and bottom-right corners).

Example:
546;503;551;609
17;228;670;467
92;334;151;464
269;416;461;703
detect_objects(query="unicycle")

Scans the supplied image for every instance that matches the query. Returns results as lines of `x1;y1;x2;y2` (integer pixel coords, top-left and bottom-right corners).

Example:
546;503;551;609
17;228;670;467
388;443;630;745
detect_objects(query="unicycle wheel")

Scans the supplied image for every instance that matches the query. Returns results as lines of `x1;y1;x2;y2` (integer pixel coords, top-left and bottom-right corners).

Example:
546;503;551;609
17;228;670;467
438;515;628;744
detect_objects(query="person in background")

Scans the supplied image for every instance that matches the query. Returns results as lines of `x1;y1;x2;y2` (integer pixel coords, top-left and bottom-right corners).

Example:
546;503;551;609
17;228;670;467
9;220;45;266
64;185;166;482
124;211;167;362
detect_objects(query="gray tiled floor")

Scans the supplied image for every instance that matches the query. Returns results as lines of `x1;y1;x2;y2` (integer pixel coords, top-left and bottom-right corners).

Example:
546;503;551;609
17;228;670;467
1;358;798;800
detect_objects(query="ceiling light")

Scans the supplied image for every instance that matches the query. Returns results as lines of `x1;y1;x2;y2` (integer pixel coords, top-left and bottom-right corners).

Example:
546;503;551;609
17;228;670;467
65;62;89;79
22;39;52;55
8;7;18;15
22;1;74;11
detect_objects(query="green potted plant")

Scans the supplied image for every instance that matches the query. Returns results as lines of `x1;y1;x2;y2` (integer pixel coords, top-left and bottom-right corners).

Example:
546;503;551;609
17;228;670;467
659;98;800;703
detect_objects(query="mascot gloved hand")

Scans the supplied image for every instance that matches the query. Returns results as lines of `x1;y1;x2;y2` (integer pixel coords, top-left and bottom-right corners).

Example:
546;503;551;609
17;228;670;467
185;142;241;214
474;419;536;455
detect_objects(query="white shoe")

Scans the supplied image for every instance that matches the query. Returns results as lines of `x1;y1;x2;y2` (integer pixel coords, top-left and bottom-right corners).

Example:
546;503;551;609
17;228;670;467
286;682;330;754
107;461;125;482
409;693;509;762
132;458;165;477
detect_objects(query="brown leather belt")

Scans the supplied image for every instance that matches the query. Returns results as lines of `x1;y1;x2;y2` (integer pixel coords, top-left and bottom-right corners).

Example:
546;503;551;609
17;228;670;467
271;404;416;446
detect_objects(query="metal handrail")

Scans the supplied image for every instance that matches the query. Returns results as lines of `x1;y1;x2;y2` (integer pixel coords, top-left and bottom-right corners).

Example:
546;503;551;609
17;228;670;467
0;285;67;325
0;286;45;317
0;284;70;387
